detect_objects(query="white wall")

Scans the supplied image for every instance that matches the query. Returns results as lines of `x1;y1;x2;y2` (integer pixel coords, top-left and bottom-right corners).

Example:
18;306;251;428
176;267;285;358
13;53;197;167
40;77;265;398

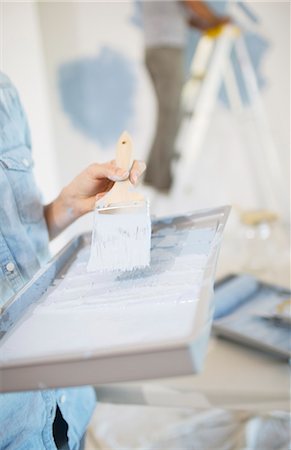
1;0;59;203
1;0;289;228
37;1;154;186
245;0;290;170
35;1;157;248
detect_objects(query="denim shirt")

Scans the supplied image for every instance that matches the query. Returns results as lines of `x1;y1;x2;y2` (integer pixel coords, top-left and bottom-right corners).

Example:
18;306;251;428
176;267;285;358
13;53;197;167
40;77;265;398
0;72;96;450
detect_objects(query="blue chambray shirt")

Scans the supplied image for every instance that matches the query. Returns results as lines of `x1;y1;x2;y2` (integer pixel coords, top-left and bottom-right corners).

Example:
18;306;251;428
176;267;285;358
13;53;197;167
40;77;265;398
0;72;96;450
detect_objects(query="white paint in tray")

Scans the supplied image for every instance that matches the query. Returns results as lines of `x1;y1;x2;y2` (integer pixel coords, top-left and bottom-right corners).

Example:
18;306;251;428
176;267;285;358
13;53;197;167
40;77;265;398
0;219;217;365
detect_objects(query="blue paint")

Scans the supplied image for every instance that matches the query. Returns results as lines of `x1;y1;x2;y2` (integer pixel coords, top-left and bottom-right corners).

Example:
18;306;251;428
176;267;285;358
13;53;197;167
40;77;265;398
237;1;260;24
206;1;228;15
213;274;259;319
117;219;215;281
130;0;143;29
184;1;269;107
220;31;269;107
58;47;137;148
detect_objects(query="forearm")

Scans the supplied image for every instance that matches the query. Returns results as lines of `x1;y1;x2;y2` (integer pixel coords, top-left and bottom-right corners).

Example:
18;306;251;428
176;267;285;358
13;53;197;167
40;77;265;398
44;188;80;240
44;158;146;240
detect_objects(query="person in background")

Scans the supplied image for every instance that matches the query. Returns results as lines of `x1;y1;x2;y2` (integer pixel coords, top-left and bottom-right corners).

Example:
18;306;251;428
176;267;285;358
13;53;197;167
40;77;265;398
0;71;145;450
142;0;230;193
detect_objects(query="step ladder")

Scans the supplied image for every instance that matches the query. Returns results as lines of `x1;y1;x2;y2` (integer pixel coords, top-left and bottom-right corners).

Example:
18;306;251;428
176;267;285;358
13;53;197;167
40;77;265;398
172;23;285;216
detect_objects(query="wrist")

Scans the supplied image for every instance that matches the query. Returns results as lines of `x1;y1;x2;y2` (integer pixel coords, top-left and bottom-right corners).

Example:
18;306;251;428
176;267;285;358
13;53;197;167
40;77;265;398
57;185;85;225
44;188;79;239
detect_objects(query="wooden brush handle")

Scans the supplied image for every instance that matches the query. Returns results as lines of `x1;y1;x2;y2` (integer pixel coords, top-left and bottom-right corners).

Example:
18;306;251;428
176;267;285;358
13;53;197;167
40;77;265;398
96;131;144;209
115;131;133;171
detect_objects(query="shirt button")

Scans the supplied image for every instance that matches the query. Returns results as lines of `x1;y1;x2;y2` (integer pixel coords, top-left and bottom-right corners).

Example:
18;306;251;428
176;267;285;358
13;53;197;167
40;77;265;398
59;394;66;404
6;262;15;272
22;158;30;167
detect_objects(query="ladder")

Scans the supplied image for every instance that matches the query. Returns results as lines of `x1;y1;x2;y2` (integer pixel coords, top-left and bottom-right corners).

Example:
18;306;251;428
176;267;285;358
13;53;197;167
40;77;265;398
172;23;286;216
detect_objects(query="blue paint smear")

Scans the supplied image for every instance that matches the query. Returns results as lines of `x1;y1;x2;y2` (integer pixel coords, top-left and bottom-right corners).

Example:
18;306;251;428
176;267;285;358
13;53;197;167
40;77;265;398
117;223;215;281
206;0;228;15
130;0;142;29
237;1;259;24
58;47;137;148
184;1;269;107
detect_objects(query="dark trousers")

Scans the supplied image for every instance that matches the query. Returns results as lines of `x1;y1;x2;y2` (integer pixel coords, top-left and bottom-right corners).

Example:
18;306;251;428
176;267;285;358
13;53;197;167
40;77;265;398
144;46;184;191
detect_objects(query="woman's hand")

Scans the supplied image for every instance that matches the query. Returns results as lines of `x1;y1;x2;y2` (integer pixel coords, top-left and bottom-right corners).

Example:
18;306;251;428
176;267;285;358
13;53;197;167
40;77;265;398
44;159;146;239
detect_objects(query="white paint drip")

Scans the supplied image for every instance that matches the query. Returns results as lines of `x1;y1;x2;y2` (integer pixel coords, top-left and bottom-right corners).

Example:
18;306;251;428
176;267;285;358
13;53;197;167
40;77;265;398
87;211;152;272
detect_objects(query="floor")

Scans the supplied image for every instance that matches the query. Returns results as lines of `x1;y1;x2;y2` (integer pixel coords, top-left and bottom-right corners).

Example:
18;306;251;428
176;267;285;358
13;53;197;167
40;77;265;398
85;404;290;450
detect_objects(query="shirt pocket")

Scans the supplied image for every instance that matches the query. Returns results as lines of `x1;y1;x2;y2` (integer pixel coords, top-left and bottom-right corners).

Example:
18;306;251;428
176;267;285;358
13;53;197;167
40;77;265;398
0;146;44;224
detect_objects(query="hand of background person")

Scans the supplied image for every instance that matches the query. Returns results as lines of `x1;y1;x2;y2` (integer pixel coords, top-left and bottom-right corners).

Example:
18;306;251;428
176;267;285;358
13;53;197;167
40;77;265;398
187;14;231;31
184;0;231;32
44;159;146;239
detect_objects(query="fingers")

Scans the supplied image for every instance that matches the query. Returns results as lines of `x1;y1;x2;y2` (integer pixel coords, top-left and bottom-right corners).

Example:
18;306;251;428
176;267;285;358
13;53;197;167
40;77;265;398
88;162;129;182
111;159;146;184
88;160;146;185
129;160;146;185
95;192;107;203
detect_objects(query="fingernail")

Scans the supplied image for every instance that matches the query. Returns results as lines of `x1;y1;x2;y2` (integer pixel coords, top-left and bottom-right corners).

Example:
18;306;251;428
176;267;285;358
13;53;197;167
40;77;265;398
131;171;138;184
113;169;129;181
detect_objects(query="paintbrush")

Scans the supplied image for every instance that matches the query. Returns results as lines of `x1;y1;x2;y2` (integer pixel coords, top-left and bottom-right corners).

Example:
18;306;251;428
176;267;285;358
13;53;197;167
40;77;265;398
87;131;151;272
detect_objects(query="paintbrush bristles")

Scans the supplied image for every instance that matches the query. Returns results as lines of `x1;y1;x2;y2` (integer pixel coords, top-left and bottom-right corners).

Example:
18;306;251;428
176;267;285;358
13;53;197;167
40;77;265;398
87;210;151;272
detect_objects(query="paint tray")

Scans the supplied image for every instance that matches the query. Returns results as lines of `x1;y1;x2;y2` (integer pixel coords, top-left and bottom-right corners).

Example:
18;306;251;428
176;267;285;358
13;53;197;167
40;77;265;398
0;206;230;393
213;274;291;360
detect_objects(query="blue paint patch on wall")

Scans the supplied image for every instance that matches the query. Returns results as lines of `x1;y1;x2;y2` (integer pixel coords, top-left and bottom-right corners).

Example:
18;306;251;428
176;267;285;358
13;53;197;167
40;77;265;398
130;0;142;29
185;0;270;107
58;47;137;148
